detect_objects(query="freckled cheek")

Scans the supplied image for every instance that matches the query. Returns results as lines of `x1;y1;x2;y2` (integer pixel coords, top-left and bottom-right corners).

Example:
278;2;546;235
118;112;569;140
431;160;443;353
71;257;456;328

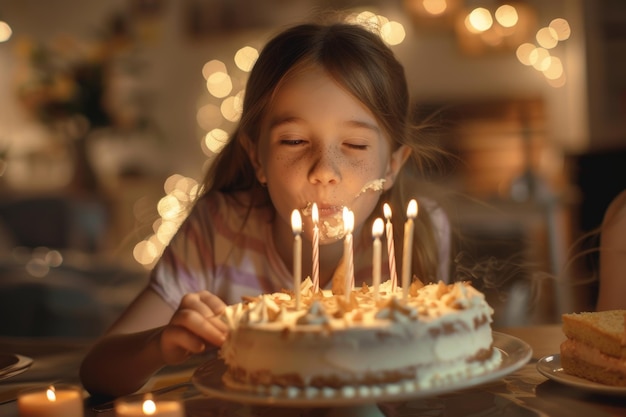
267;155;307;182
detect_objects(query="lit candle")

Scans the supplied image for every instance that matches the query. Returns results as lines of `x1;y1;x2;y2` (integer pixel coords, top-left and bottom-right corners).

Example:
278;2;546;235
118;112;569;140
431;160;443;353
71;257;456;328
372;218;384;301
18;384;84;417
401;199;418;300
311;203;320;292
383;203;398;291
342;207;354;301
291;209;303;309
114;395;183;417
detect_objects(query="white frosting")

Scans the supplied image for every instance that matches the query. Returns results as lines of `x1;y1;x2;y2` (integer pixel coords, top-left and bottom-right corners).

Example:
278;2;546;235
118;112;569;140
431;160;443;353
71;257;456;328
354;179;386;198
220;280;499;390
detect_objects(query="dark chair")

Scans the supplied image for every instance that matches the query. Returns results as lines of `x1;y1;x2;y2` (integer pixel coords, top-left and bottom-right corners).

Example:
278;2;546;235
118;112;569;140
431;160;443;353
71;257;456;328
0;268;107;338
0;194;108;253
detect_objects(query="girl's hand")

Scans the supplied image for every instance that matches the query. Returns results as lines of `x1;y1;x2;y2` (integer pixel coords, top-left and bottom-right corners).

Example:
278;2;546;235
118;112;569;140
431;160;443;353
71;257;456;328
159;291;228;365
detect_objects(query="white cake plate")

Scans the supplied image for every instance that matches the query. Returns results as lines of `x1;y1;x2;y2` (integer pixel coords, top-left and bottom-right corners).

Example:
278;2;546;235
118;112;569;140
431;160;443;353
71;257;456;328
192;332;531;416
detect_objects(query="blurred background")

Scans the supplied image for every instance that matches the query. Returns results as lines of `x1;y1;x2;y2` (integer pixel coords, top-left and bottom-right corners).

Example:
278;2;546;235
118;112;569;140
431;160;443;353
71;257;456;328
0;0;624;337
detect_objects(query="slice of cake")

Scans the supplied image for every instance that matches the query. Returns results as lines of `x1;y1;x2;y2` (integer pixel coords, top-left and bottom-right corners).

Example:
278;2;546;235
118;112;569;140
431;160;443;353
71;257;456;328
560;310;626;386
219;279;502;393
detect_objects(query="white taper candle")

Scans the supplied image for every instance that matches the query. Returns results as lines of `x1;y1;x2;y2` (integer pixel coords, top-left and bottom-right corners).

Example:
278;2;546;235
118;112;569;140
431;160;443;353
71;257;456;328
383;203;398;292
401;199;418;300
291;209;302;309
312;203;320;292
342;207;354;302
372;218;384;301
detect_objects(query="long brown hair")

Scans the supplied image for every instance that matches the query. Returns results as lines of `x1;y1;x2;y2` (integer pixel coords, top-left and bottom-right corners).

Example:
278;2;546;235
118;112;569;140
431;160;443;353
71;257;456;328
199;21;447;283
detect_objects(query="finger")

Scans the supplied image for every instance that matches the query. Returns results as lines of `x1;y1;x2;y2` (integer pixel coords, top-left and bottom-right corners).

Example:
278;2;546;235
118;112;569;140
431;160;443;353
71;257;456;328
179;293;215;319
198;291;227;313
185;292;229;333
170;308;227;346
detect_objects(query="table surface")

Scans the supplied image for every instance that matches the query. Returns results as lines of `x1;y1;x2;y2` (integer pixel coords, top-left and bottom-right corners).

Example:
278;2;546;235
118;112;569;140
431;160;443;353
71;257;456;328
1;324;625;417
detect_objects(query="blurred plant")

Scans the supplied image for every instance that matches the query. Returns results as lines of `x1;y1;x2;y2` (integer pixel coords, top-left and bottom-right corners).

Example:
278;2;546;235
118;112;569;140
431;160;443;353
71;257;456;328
14;12;149;132
11;12;159;192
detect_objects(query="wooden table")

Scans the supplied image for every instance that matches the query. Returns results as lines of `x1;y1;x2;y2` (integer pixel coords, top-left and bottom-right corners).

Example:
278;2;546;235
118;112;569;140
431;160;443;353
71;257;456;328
1;325;625;416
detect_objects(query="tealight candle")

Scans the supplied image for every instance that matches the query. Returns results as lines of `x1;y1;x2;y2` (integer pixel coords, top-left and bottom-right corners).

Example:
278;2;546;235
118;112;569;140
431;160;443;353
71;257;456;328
18;384;84;417
342;207;354;301
372;218;384;301
115;395;183;417
291;209;303;309
311;203;320;292
383;203;398;291
401;199;418;299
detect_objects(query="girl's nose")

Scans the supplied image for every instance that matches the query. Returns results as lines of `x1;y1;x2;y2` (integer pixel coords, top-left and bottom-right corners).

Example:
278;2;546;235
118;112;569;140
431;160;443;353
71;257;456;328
308;146;341;185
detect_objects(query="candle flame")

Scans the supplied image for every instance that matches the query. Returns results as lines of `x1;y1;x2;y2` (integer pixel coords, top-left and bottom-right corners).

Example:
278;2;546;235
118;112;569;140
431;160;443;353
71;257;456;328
342;207;354;233
383;203;392;220
291;209;302;234
406;199;418;219
372;218;384;238
312;203;319;225
142;399;157;415
46;387;56;402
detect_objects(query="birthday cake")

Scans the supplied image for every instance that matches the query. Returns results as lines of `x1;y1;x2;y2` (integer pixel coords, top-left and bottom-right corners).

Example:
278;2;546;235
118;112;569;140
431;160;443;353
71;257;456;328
219;278;501;393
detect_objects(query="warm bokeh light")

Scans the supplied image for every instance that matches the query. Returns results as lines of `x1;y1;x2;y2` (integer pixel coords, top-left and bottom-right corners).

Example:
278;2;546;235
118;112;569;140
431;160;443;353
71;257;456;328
546;72;567;88
133;240;159;266
536;27;558;49
156;220;179;244
516;43;535;66
220;95;242;122
164;173;183;194
196;103;222;131
495;5;518;28
534;56;551;72
423;0;447;15
157;194;182;220
381;21;406;45
234;46;258;72
152;218;162;234
133;174;200;267
354;11;380;29
175;176;197;195
529;47;550;70
549;18;571;41
203;128;229;154
542;56;563;80
467;8;493;33
0;21;12;42
206;71;232;98
201;59;227;80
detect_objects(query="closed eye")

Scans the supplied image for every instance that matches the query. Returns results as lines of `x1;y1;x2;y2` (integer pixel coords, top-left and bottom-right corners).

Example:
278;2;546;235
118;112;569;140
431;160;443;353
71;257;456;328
345;143;369;150
280;139;307;146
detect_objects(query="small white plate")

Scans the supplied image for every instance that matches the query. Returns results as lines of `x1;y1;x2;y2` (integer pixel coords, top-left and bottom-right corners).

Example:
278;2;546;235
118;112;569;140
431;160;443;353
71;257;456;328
537;354;626;396
0;353;33;381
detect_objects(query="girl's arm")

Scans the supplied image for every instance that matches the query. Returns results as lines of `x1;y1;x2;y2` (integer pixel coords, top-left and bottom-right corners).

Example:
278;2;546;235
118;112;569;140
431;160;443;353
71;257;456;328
80;287;227;397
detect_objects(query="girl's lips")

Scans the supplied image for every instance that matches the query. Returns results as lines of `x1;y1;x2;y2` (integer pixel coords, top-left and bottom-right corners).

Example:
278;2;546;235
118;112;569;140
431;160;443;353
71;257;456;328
301;202;344;217
317;204;343;218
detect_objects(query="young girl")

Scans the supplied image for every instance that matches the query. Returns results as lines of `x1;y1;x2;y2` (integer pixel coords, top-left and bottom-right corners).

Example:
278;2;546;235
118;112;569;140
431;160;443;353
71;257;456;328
80;20;450;397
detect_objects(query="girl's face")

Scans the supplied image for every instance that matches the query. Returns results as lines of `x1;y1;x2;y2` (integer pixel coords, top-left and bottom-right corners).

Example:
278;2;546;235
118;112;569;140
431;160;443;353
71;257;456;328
249;66;407;243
